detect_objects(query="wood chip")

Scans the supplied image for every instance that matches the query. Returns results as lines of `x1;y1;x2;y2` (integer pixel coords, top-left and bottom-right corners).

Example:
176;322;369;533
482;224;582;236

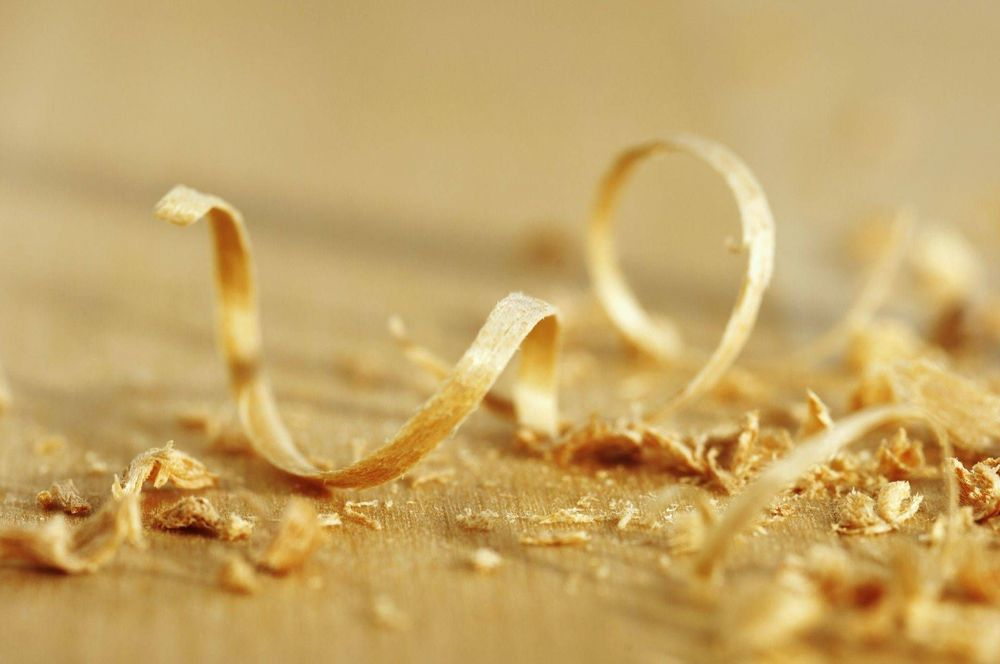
258;498;325;575
834;481;922;535
152;496;223;533
951;457;1000;520
36;480;92;516
219;555;259;594
112;441;217;498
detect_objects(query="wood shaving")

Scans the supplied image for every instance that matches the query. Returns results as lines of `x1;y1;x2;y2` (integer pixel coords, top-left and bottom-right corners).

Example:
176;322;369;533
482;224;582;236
36;480;92;516
519;530;591;547
950;457;1000;520
219;555;259;595
112;441;217;498
258;498;325;575
834;481;922;535
455;508;500;531
0;495;142;574
797;390;833;438
156;185;560;487
586;135;775;417
876;428;931;480
468;547;503;573
317;512;343;528
151;496;222;534
343;501;382;530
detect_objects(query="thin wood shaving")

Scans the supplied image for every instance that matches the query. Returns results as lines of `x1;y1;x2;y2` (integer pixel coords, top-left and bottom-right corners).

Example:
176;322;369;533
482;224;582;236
876;428;931;480
258;498;325;575
151;496;223;533
0;495;142;574
36;480;92;516
587;135;775;417
156;185;560;487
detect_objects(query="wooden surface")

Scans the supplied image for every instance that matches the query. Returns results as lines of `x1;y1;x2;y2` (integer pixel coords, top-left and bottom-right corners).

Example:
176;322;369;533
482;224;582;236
3;3;1000;663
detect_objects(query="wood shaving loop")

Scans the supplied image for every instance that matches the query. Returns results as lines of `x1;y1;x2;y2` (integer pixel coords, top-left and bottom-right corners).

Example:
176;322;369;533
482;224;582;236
586;134;775;417
156;186;561;488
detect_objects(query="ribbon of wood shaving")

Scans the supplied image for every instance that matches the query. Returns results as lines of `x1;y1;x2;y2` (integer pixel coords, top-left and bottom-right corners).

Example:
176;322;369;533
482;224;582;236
785;212;913;365
155;186;560;488
586;134;775;418
693;405;953;578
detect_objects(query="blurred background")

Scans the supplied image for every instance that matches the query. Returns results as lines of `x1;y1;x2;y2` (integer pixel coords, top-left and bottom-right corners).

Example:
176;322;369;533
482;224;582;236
2;0;1000;343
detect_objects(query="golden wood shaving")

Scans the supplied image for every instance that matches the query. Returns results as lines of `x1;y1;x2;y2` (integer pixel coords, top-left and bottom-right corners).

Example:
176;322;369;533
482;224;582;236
151;496;223;533
112;441;217;498
950;457;1000;520
785;213;912;365
219;555;259;594
797;390;833;438
258;498;325;575
519;530;591;547
586;135;775;418
156;185;560;487
0;495;142;574
36;480;92;516
834;481;922;535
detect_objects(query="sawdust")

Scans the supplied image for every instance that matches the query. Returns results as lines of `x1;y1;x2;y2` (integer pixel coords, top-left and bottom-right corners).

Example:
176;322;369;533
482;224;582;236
834;481;922;535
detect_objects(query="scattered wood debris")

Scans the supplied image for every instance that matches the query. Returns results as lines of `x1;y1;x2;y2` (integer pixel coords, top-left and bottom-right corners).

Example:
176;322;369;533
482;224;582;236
219;555;259;594
834;481;922;535
152;496;222;533
876;428;931;480
258;498;325;575
520;530;591;547
36;480;92;516
468;547;503;573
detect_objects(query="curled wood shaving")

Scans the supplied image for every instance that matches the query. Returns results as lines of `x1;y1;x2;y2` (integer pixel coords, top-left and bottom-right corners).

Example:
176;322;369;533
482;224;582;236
258;498;325;575
156;185;560;487
950;457;1000;521
788;213;912;365
797;390;833;438
587;135;775;417
0;495;142;574
693;405;946;577
520;531;591;547
219;555;259;594
112;441;217;498
36;480;92;516
834;481;922;535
